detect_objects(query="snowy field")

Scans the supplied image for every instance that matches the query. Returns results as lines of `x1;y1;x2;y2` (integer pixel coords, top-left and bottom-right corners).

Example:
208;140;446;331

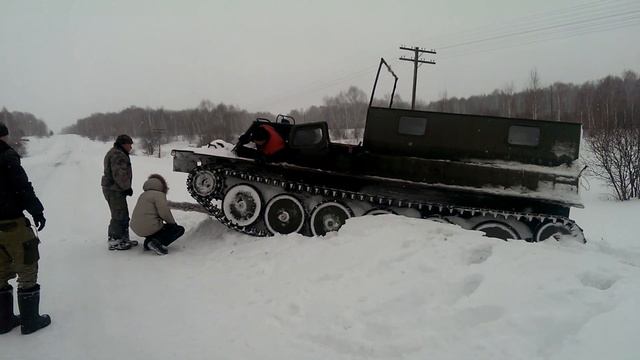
3;134;640;360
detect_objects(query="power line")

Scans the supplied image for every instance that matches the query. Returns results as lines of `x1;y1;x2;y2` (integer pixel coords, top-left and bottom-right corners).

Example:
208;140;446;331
440;12;640;58
440;9;640;50
441;17;640;60
250;0;640;112
429;0;636;47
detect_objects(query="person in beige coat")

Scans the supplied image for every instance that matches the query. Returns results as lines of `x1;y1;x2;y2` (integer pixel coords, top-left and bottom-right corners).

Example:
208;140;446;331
130;174;184;255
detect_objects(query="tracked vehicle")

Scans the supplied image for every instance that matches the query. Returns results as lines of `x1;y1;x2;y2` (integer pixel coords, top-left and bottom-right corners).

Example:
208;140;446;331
172;59;585;242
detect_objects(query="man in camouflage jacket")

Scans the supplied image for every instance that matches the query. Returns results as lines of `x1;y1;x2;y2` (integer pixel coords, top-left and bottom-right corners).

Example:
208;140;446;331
101;134;137;250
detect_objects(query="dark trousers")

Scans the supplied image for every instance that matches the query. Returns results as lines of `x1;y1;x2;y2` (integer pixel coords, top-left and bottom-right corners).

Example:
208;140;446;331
102;188;130;240
148;224;185;247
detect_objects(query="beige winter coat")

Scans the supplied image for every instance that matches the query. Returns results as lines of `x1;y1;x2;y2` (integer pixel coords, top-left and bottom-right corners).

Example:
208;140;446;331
130;177;176;237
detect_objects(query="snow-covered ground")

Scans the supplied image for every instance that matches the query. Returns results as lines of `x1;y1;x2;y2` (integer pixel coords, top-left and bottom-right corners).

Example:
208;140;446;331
4;135;640;360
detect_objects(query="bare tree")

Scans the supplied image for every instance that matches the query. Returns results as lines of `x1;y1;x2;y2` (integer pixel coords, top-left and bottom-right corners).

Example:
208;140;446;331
501;82;515;117
527;68;541;119
586;127;640;200
438;90;449;112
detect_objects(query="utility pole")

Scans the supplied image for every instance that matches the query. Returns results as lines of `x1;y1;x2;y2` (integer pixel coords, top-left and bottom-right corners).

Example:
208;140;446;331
152;128;166;158
399;45;436;110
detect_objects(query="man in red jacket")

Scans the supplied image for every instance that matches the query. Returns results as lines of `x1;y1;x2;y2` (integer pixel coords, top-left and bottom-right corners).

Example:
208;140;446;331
236;124;287;162
250;125;285;157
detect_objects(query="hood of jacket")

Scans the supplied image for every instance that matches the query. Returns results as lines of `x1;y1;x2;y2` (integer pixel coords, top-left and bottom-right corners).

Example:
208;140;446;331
143;177;165;192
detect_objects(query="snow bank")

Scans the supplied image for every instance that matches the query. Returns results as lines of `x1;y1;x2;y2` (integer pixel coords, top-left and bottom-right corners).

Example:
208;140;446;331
3;135;639;360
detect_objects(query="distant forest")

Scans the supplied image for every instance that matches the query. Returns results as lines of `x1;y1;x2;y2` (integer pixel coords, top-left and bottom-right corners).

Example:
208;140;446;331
61;86;370;148
0;107;50;154
0;107;50;137
426;69;640;132
60;69;640;148
3;69;639;150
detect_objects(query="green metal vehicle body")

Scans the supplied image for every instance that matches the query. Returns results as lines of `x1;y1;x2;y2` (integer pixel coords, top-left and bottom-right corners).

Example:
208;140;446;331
173;59;584;242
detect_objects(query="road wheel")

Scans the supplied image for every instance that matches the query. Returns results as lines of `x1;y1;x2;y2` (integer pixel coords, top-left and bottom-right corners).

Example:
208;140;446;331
222;184;263;227
310;202;352;236
473;221;520;240
264;194;306;235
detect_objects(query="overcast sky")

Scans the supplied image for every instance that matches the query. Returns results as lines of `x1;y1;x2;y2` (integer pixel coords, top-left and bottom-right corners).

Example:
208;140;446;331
1;0;639;131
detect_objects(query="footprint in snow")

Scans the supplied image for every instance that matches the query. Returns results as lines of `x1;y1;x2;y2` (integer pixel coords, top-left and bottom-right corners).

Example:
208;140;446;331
445;273;484;303
578;271;618;290
460;273;484;297
467;245;493;265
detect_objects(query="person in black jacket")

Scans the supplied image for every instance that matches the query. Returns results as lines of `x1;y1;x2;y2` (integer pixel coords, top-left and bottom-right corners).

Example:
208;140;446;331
0;123;51;335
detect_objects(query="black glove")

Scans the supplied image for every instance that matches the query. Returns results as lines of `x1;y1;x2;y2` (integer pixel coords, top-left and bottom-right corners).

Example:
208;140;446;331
33;213;46;231
238;133;250;144
123;188;133;197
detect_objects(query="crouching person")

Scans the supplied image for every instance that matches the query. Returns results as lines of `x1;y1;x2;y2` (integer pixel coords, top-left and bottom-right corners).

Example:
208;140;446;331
130;174;185;255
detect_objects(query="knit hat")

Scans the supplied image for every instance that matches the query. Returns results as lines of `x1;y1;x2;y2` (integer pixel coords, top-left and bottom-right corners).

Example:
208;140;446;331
115;134;133;145
0;123;8;137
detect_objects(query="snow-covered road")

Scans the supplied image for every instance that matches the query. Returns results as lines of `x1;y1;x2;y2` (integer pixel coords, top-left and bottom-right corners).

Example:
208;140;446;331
3;135;639;360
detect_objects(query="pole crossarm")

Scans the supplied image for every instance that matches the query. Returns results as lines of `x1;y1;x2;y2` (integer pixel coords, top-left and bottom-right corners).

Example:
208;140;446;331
399;46;436;54
399;57;436;64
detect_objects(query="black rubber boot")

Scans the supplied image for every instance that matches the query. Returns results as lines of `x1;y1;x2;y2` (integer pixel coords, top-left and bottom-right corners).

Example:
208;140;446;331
0;285;20;334
17;284;51;335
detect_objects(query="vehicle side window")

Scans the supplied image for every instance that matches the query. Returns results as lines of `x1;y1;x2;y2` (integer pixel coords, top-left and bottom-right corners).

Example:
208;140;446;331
508;125;540;147
291;127;324;147
398;117;427;136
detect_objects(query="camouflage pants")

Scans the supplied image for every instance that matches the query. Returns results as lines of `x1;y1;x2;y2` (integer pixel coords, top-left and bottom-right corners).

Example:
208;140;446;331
102;188;130;241
0;217;39;289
